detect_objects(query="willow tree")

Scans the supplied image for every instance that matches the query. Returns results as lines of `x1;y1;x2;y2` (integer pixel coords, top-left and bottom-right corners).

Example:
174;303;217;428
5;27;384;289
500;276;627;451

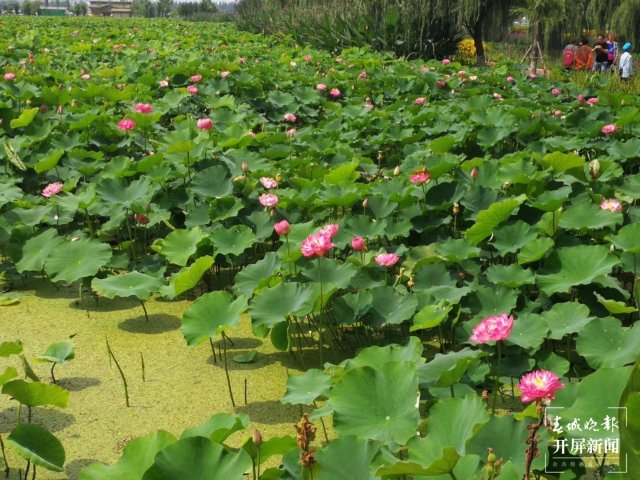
588;0;640;42
455;0;515;66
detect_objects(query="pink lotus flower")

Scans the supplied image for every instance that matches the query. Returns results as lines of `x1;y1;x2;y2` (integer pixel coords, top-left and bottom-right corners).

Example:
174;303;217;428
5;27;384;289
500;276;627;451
578;94;586;104
159;80;169;88
247;131;256;138
506;76;515;83
410;170;430;184
81;73;91;80
364;99;374;110
190;74;202;83
358;71;367;79
554;110;562;117
329;88;341;99
284;113;297;123
528;73;537;80
4;72;16;81
320;224;339;238
415;97;426;106
437;81;446;88
135;103;153;113
421;66;430;73
441;58;451;65
300;231;334;258
316;83;327;92
303;55;313;63
220;71;230;78
470;167;479;179
587;97;599;106
493;92;503;101
600;199;622;212
518;370;564;404
133;213;150;225
259;177;278;189
470;313;514;343
197;118;213;130
351;236;366;251
601;124;618;135
457;70;467;76
117;118;136;131
551;88;561;96
259;193;278;207
274;220;290;236
40;104;47;113
239;57;247;64
375;252;399;267
42;182;63;198
286;128;296;137
187;85;199;95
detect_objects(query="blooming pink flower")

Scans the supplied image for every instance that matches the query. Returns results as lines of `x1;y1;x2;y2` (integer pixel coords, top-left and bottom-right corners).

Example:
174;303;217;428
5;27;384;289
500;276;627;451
187;85;199;95
601;124;618;135
274;220;290;236
415;97;426;105
134;213;150;225
358;71;367;79
320;224;339;239
284;113;297;123
364;99;374;110
493;92;503;101
286;128;296;137
81;73;91;80
4;72;16;81
421;66;430;73
587;97;599;106
351;236;366;251
329;88;341;99
190;74;202;83
197;118;213;130
554;110;562;117
42;182;63;198
159;80;169;88
600;199;622;212
239;57;247;64
117;118;136;131
551;88;561;96
457;70;467;76
300;232;334;258
375;252;399;267
220;71;230;78
518;370;564;404
437;81;446;88
259;177;278;189
441;58;451;65
316;83;327;92
528;73;537;80
134;103;153;113
259;193;278;207
470;313;514;343
410;170;430;184
506;76;515;83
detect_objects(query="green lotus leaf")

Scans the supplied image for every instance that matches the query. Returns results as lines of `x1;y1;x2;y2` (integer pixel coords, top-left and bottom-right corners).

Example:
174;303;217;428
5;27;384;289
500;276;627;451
465;195;527;245
33;148;65;174
282;369;333;405
576;317;640;369
609;223;640;253
232;350;258;364
8;423;65;472
79;431;177;480
505;312;548;351
412;264;471;304
616;172;640;199
418;348;486;387
249;283;314;336
536;351;570;378
559;202;623;230
594;292;637;314
0;292;23;306
491;221;538;254
369;286;418;327
332;290;373;325
530;187;572;212
152;227;205;267
316;437;381;480
517;237;554;265
300;258;357;290
96;177;158;209
328;361;420;446
142;436;252;480
270;321;291;352
466;286;518;319
537;151;585;173
44;238;112;284
10;107;39;129
435;238;480;262
181;291;248;346
0;340;23;357
161;256;214;299
536;245;619;296
35;341;75;365
2;380;69;408
430;135;456;154
92;271;164;301
619;359;640;479
0;367;18;386
190;165;233;198
541;302;594;340
181;413;249;443
233;253;280;297
210;225;256;257
345;216;387;237
324;161;360;185
411;303;452;331
485;264;535;288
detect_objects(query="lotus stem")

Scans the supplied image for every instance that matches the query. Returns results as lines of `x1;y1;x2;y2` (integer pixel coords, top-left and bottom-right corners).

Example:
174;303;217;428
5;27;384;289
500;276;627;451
50;363;57;384
140;353;146;382
222;334;236;408
24;461;30;480
209;337;218;364
106;337;130;407
139;300;149;322
0;434;10;477
317;257;324;368
492;341;502;415
244;378;248;405
285;235;295;276
312;401;329;444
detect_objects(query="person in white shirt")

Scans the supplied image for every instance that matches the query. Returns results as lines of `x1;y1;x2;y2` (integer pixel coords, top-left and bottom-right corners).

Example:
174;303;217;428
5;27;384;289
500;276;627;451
619;43;633;81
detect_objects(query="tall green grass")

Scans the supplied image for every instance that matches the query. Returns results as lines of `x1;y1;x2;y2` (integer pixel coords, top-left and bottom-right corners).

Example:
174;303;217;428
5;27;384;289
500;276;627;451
235;0;462;60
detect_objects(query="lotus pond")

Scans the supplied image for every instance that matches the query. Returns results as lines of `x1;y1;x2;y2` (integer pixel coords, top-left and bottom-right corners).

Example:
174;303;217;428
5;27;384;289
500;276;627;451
0;16;639;480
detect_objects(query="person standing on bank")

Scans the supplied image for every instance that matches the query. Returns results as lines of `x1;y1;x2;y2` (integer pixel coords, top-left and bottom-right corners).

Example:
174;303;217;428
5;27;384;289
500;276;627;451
607;32;619;71
619;43;633;81
575;39;594;71
593;34;609;73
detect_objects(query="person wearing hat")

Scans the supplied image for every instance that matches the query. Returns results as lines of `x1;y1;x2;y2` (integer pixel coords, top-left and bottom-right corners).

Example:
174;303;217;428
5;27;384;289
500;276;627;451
619;43;633;81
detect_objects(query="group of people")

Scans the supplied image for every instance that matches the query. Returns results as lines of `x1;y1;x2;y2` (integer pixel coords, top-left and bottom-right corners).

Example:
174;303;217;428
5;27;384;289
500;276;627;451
563;33;633;81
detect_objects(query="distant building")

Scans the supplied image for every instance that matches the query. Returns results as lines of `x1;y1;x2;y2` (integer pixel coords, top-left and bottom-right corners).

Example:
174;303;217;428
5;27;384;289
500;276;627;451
40;6;68;15
88;0;132;17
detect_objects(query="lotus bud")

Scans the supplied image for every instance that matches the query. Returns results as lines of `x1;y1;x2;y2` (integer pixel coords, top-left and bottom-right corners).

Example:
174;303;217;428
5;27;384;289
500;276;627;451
470;166;479;179
25;100;31;106
241;162;249;172
502;181;510;190
252;429;263;446
452;203;459;215
487;449;497;463
393;165;400;176
362;198;369;208
589;159;601;179
40;104;47;113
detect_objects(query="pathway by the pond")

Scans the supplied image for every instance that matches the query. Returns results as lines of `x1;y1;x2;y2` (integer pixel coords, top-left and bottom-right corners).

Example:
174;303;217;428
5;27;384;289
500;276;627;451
0;278;319;479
